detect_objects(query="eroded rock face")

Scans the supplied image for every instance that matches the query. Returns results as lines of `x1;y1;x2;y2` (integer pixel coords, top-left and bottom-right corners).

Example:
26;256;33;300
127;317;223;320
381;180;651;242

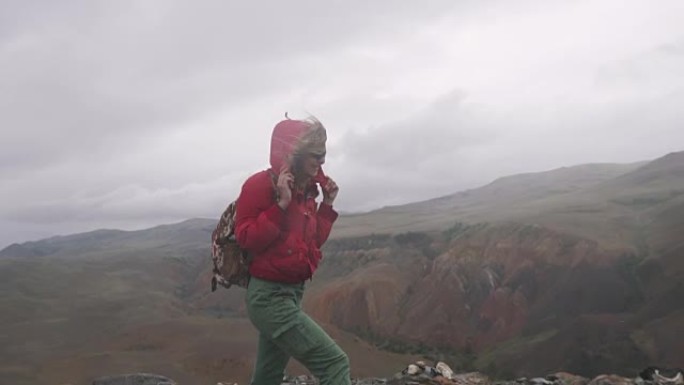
311;223;628;350
307;222;670;377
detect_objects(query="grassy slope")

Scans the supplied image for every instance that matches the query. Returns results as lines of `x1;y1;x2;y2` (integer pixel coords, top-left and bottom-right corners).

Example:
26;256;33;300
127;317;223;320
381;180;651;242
0;242;418;384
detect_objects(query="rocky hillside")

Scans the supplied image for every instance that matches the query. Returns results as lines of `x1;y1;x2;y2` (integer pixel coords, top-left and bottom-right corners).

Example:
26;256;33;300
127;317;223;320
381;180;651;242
1;151;682;384
304;152;684;378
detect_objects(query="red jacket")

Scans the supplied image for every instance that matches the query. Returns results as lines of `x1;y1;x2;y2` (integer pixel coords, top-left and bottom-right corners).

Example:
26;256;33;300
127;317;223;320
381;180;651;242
235;120;338;283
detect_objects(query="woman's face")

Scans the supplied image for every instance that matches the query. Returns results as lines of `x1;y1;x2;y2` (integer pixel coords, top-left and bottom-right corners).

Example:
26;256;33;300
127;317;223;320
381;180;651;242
297;150;326;179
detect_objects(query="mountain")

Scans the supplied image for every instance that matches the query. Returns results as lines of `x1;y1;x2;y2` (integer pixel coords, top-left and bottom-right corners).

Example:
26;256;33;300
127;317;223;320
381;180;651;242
331;161;646;240
0;218;214;259
307;152;684;377
0;220;419;385
1;151;683;384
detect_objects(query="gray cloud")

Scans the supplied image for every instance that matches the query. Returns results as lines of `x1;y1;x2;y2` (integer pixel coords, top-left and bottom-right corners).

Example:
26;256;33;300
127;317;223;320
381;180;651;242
1;0;462;173
329;82;684;212
1;0;684;248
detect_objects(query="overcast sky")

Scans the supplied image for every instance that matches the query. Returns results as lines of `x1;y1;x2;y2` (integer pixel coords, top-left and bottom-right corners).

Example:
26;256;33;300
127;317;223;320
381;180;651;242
1;0;683;248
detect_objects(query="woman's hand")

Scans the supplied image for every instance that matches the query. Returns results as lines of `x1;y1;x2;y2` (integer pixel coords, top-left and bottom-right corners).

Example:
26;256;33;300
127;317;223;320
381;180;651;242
322;177;339;206
276;169;294;210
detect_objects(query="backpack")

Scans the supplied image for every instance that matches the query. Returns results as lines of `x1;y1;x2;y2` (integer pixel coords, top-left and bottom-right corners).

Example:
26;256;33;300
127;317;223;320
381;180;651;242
210;172;278;291
210;201;251;291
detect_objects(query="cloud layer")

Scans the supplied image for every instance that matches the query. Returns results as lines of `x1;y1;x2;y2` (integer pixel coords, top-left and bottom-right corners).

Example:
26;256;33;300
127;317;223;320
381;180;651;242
2;0;684;247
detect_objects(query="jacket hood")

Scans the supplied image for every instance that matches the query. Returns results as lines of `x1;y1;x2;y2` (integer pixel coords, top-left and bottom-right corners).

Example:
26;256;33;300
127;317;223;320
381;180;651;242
269;118;327;185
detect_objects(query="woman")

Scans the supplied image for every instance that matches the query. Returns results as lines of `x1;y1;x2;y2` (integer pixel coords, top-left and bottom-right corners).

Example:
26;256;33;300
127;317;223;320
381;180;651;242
235;116;350;385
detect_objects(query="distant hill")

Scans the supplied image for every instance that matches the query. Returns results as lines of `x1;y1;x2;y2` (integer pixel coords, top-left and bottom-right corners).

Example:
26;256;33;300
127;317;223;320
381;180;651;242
332;160;646;240
0;218;215;259
1;151;683;384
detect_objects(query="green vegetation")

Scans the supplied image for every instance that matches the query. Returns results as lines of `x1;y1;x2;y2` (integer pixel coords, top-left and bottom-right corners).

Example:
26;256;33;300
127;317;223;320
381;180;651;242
324;234;393;253
442;222;466;238
517;223;542;238
393;231;440;260
610;192;677;208
393;231;431;246
614;253;646;308
442;222;489;241
323;231;441;268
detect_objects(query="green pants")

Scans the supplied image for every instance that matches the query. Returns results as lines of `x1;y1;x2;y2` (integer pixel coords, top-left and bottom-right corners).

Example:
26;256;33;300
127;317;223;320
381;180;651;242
246;277;350;385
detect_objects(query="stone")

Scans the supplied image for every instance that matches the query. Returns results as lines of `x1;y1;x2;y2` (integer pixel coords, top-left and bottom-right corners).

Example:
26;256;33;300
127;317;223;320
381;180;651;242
549;372;590;385
637;367;684;385
451;372;491;385
407;365;421;375
530;378;554;385
436;362;454;380
92;373;176;385
588;374;634;385
354;378;388;385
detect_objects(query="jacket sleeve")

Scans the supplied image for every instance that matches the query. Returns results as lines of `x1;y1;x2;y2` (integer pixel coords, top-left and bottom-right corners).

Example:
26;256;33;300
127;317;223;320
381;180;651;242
315;202;339;247
235;175;284;254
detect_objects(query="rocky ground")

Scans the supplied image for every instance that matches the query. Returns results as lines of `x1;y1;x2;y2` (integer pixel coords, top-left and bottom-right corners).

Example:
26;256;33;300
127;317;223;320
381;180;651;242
90;362;683;385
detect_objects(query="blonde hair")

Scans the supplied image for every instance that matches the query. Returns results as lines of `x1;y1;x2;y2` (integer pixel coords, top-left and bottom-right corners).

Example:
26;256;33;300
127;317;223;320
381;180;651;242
292;116;327;157
290;116;327;182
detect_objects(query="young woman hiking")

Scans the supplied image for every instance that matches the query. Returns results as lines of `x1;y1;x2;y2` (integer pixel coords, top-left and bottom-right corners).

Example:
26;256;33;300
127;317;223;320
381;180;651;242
235;116;349;385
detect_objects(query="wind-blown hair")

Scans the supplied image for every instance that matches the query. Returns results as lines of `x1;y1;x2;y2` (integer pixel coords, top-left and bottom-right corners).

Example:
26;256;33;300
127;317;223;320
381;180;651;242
289;116;327;183
292;116;327;157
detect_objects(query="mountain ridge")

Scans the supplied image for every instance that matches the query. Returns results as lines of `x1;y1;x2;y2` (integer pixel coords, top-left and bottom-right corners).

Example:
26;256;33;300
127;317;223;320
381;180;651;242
1;151;683;384
2;155;665;256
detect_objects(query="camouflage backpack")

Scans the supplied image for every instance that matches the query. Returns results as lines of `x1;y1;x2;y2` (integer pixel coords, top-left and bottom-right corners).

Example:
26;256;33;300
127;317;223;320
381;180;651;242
210;201;251;291
210;172;277;291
